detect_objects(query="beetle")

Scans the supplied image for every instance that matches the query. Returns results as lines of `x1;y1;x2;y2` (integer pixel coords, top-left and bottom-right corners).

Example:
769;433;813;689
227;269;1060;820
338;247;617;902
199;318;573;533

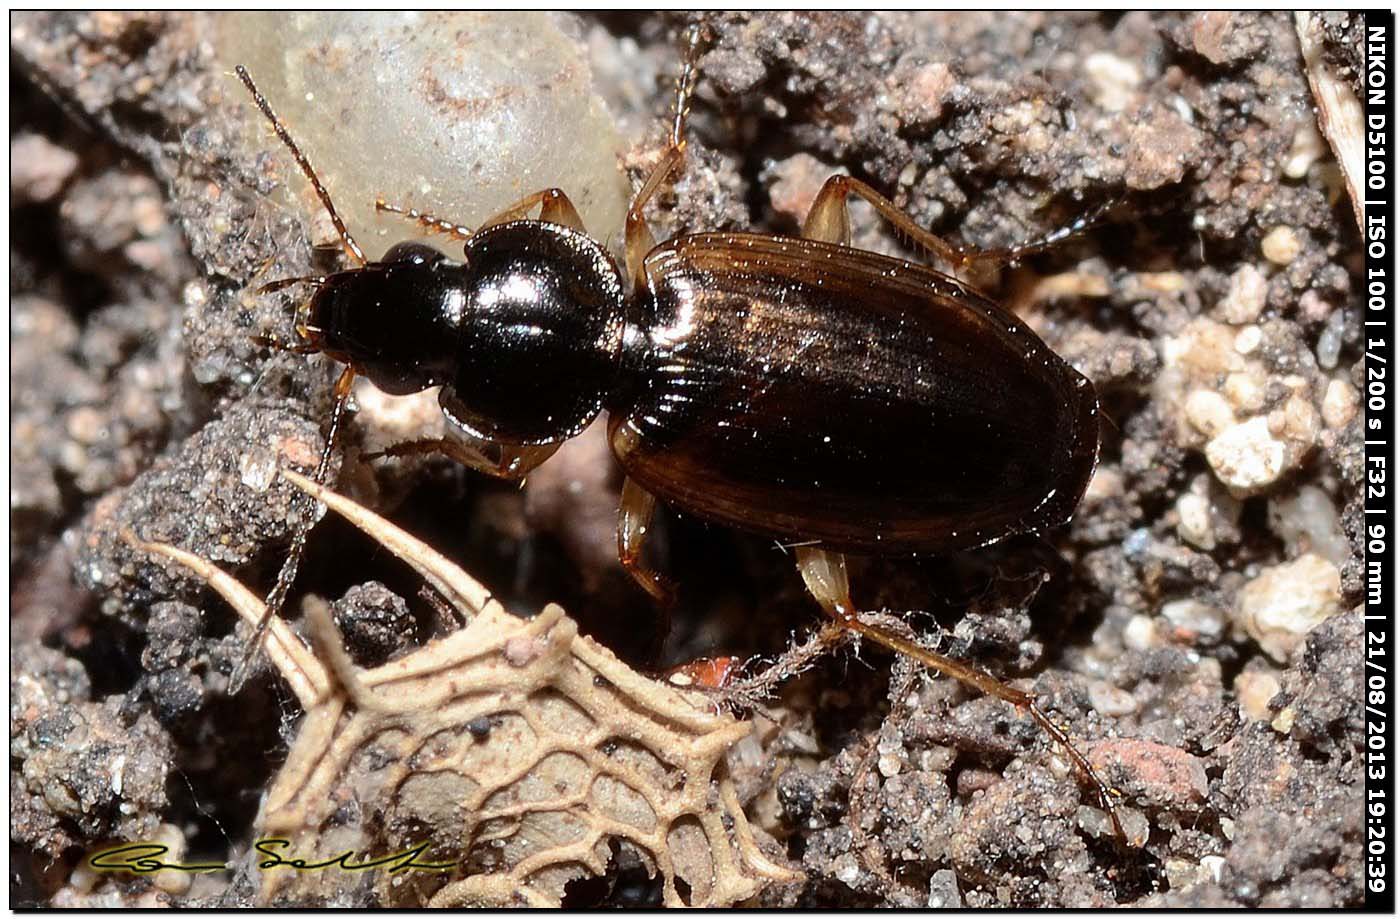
232;26;1121;836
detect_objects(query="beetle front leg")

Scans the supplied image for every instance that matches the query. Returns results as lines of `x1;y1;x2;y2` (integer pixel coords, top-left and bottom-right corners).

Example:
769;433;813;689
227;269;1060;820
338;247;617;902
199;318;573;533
366;437;560;480
617;476;677;605
794;545;1126;841
479;187;586;233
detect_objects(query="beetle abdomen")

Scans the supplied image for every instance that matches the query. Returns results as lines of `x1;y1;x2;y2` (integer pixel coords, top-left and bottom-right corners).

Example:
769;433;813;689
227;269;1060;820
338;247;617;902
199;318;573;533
608;233;1099;554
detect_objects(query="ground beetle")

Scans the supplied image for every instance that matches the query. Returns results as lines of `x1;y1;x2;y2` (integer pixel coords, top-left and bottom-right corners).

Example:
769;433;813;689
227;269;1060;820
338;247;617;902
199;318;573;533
233;25;1121;836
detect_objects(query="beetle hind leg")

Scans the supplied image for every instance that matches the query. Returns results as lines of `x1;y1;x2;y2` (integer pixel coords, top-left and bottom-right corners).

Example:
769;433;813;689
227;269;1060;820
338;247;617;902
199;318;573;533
794;545;1126;841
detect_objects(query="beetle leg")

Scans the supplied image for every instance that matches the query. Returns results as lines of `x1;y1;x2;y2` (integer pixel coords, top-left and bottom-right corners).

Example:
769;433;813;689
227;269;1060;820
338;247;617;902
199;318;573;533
963;195;1119;266
794;545;1126;841
803;175;1115;272
375;198;475;241
366;436;559;480
479;187;586;233
617;476;678;605
798;177;853;247
802;175;968;269
625;23;706;289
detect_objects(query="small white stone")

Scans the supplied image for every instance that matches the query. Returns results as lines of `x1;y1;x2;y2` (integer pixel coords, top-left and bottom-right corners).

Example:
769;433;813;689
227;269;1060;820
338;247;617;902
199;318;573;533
1119;808;1151;848
1316;309;1346;369
1233;325;1263;354
1271;705;1297;734
1124;614;1159;651
1088;680;1138;716
1269;484;1350;567
1084;51;1142;112
1234;669;1282;721
183;279;209;309
238;449;277;492
1185;389;1236;438
878;754;903;778
1261;226;1302;265
1322;379;1359;429
1176;492;1215;549
110;754;126;795
69;862;104;895
927;869;962;909
1217;265;1267;324
1282;394;1320;447
1165;856;1200;891
1077;804;1116;838
1235;553;1343;661
1162;599;1225;639
1284;123;1326;178
1205;417;1286;494
1201;855;1226;883
1224;371;1265;413
1166;318;1238;376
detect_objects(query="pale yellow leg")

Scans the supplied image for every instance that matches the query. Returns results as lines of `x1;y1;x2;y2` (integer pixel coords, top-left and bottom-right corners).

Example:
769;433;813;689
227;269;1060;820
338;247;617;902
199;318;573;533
479;187;585;232
803;174;1116;269
793;545;1125;841
617;477;676;605
366;437;560;481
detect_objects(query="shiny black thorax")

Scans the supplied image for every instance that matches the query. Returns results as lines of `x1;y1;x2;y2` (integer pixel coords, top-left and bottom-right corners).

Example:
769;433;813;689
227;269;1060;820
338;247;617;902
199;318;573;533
306;222;626;444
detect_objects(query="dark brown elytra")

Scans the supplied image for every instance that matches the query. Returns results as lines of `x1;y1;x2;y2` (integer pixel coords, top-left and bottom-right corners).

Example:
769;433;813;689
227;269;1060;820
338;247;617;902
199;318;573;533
232;24;1123;840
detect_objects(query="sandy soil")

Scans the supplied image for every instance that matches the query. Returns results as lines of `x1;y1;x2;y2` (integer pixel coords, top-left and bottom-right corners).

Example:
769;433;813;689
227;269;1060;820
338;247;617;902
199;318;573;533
11;11;1364;907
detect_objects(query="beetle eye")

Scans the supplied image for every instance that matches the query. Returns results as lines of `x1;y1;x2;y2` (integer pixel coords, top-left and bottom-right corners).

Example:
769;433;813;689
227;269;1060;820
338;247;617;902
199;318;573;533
382;241;446;266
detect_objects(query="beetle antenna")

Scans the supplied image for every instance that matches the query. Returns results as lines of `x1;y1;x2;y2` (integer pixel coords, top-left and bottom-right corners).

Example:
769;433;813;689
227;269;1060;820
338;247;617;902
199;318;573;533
234;65;367;268
231;365;357;692
229;67;365;690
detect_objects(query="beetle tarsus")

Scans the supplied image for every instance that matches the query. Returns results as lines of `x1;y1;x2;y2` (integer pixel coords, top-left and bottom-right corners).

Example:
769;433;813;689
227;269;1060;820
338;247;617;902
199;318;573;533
794;545;1126;842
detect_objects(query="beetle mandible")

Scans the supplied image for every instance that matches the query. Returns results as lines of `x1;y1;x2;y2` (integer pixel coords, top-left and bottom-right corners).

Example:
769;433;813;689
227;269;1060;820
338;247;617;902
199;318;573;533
234;25;1120;835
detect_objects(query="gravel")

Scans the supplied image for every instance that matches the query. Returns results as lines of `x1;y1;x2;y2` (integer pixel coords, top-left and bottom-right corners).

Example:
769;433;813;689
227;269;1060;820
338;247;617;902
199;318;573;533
11;11;1363;907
